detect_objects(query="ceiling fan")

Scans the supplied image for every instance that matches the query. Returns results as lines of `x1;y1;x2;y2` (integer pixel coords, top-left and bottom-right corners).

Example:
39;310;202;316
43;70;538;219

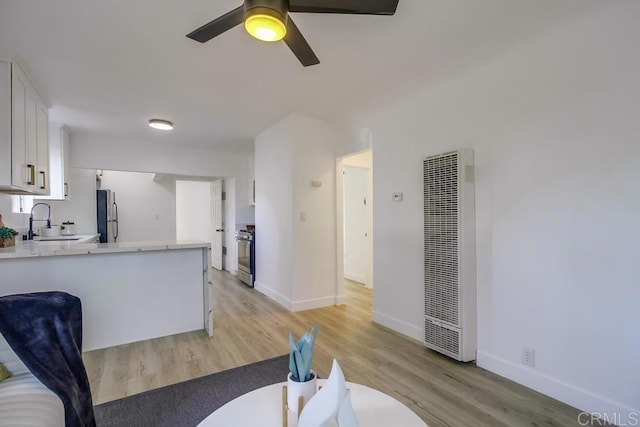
186;0;400;67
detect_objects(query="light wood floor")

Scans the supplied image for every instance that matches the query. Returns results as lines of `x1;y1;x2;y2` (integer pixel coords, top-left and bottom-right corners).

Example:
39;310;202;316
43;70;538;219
84;270;585;426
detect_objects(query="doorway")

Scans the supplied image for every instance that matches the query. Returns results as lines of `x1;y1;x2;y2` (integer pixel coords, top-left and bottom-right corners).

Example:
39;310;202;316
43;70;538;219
176;179;224;270
343;166;371;286
336;150;373;303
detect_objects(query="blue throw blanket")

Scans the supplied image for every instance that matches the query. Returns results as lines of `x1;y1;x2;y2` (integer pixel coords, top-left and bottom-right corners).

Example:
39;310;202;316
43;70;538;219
0;291;96;427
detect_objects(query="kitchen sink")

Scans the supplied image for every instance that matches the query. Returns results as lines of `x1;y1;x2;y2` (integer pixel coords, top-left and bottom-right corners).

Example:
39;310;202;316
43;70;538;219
30;234;100;244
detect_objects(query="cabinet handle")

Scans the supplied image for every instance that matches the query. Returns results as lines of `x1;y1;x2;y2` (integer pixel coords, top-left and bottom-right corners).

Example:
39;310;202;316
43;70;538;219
39;171;46;189
26;164;35;185
64;182;69;197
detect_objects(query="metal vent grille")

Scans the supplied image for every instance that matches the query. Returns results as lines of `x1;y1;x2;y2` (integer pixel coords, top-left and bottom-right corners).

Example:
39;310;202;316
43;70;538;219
423;152;459;326
424;318;460;357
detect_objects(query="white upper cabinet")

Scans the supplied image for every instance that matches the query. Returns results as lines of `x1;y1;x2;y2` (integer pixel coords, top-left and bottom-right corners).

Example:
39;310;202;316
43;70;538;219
63;126;70;198
36;102;49;194
0;59;50;195
248;151;255;206
38;124;69;200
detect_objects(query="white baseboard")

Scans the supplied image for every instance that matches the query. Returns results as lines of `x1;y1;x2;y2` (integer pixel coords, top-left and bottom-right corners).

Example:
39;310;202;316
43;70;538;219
336;294;347;306
477;351;640;424
372;311;422;342
254;281;292;310
254;281;338;312
344;271;366;284
291;296;336;312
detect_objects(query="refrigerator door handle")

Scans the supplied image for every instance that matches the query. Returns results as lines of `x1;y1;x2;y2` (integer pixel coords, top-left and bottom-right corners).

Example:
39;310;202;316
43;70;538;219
112;219;118;241
112;202;119;241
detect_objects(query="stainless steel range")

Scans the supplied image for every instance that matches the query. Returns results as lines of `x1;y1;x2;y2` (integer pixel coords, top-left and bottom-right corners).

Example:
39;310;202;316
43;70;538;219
236;230;255;287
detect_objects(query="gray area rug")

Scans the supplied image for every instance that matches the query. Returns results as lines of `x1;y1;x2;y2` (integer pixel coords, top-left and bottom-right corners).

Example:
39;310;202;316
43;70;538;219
94;355;289;427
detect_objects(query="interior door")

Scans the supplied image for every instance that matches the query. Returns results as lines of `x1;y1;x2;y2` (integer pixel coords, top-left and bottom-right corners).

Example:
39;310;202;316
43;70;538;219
344;166;371;287
211;179;223;270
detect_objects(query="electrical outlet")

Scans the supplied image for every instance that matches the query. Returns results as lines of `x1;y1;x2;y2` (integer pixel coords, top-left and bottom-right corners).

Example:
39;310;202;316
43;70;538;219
522;347;535;367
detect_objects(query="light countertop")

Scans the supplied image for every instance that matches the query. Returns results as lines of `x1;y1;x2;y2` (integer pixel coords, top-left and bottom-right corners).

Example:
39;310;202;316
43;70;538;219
0;239;211;260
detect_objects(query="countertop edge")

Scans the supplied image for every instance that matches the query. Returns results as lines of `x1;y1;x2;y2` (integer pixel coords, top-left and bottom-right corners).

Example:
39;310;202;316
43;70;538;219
0;240;211;260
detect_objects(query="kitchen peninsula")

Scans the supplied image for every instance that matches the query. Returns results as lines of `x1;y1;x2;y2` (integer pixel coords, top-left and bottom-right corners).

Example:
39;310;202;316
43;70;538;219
0;240;212;351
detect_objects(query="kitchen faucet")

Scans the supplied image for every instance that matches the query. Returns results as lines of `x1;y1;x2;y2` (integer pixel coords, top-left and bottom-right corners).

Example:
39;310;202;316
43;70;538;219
28;202;51;240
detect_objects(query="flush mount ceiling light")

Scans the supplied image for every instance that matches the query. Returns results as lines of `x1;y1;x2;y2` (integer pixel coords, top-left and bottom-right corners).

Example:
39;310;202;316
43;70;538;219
244;7;287;42
148;119;174;131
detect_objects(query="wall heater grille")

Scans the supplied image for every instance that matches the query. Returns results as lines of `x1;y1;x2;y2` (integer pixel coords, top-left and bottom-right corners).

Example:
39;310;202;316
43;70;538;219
424;318;460;358
423;150;476;362
423;153;459;325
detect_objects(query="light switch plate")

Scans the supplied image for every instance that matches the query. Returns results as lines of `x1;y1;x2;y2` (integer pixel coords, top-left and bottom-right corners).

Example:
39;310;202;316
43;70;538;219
392;192;403;202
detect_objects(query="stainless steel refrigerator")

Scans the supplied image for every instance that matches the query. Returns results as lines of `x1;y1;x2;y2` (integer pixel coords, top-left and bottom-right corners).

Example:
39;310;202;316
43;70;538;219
97;189;118;243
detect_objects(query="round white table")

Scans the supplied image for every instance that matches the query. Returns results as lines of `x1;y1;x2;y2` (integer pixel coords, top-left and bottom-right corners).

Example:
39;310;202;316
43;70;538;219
198;380;427;426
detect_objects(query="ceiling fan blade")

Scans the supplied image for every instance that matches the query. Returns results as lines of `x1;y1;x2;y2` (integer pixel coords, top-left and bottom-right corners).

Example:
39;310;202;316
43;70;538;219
284;17;320;67
186;5;245;43
288;0;399;15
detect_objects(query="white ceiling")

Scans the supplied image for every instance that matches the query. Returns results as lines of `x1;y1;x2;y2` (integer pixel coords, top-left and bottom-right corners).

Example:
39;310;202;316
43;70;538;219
0;0;603;152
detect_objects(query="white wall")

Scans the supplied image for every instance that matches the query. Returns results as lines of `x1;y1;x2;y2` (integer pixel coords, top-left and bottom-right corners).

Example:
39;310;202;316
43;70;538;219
255;117;294;305
176;180;212;243
255;114;337;310
36;167;97;235
343;150;372;169
100;170;175;242
354;2;640;421
291;116;337;305
70;135;254;226
0;168;97;236
47;168;97;235
0;194;28;231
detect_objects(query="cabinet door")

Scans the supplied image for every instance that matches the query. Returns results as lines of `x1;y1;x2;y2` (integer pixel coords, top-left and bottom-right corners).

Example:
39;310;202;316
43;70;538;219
248;151;255;206
25;92;38;187
13;63;39;192
38;124;65;200
36;102;49;195
10;68;30;190
62;126;70;198
25;91;38;191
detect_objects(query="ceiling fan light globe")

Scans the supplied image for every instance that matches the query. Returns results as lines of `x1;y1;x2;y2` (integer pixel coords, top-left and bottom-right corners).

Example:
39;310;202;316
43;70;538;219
245;13;286;42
